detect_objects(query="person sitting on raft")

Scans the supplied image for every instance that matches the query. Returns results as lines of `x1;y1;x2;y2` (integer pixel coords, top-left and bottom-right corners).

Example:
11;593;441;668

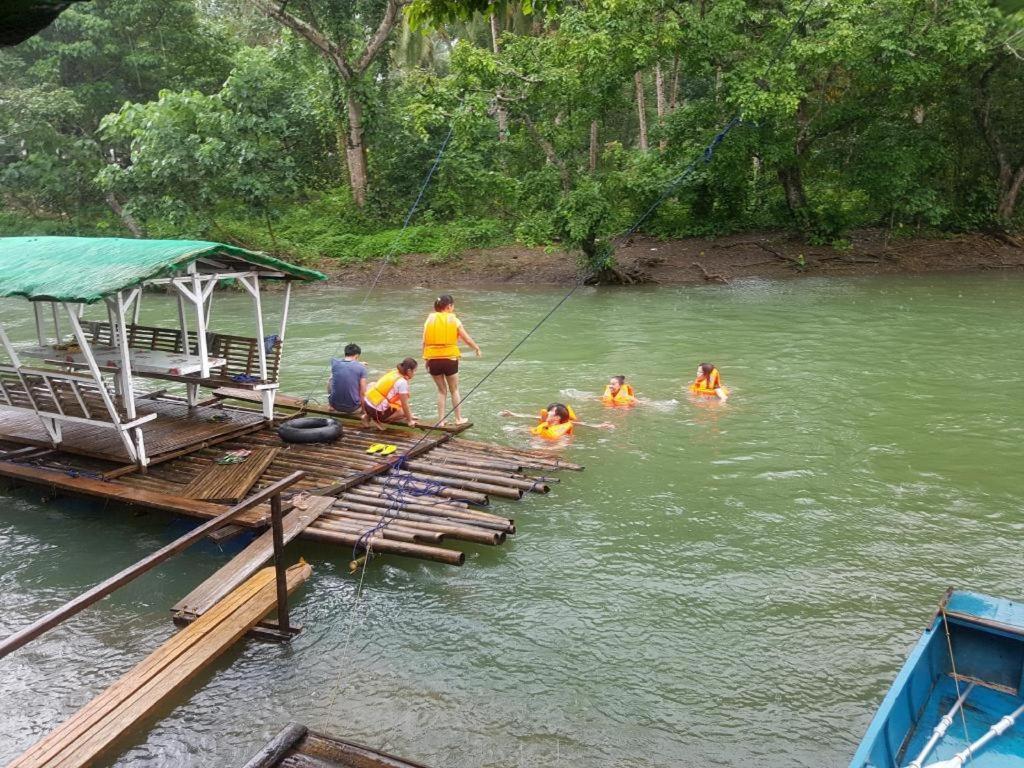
327;343;368;416
601;375;637;406
362;357;419;430
423;294;481;427
499;403;614;439
689;362;728;401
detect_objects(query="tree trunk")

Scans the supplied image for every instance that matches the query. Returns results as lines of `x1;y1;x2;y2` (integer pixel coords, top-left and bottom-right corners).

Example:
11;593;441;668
105;193;145;238
523;115;571;192
670;54;681;111
490;13;508;143
634;71;648;151
777;165;810;225
589;120;598;172
655;63;667;152
974;62;1024;224
345;91;369;207
997;166;1024;221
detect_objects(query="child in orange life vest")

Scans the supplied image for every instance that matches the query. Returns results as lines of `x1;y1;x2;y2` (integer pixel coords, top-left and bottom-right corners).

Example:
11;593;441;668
601;375;637;406
689;362;728;401
422;294;482;427
362;357;419;430
499;403;614;440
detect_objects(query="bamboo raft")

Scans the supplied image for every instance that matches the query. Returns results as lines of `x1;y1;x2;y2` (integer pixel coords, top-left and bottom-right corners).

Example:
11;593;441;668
0;394;582;568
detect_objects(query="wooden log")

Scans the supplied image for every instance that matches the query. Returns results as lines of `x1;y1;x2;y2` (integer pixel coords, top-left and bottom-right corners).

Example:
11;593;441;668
328;508;505;545
404;459;548;493
336;493;513;532
9;563;312;768
241;723;308;768
311;517;442;545
299;527;464;566
366;475;489;506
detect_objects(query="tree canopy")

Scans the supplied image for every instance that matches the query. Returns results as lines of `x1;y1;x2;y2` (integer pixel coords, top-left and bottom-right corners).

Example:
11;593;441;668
2;0;1023;271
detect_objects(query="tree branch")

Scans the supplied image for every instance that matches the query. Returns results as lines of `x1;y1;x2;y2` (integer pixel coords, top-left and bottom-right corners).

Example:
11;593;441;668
251;0;354;80
356;0;410;74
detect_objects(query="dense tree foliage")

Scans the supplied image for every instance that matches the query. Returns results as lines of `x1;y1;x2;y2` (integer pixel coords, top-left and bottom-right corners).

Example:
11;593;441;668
2;0;1023;271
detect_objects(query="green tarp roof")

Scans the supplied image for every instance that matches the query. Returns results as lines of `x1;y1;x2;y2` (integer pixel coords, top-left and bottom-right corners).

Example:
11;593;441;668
0;237;326;303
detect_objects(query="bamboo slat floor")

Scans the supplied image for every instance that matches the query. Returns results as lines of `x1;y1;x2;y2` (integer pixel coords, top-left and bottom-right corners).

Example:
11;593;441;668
172;496;334;620
181;446;279;501
8;562;313;768
0;399;264;462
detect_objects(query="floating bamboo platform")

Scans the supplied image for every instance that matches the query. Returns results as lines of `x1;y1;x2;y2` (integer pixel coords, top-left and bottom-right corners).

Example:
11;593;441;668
9;563;312;768
0;393;583;568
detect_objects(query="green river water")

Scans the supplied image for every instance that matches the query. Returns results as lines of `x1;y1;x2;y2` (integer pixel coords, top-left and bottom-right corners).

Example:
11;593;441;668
1;274;1022;767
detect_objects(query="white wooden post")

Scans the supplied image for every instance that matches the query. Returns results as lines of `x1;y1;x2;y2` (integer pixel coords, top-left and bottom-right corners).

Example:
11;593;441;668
191;271;210;379
50;302;63;343
62;303;139;464
279;280;292;343
114;291;137;421
32;302;45;345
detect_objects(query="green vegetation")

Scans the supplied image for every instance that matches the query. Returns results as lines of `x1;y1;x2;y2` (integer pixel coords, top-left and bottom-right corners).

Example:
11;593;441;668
2;0;1024;274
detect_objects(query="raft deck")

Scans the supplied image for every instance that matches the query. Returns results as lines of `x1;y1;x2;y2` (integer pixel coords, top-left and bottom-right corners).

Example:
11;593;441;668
0;394;581;567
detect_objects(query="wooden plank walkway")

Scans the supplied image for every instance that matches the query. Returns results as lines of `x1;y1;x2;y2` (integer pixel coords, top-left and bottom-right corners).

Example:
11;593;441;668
181;446;279;501
0;399;264;462
172;496;333;620
8;562;312;768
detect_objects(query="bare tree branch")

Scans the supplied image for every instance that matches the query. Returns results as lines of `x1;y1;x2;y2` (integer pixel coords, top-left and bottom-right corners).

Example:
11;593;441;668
250;0;354;80
356;0;410;73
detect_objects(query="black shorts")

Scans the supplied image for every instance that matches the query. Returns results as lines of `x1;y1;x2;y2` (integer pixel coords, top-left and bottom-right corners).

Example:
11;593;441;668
426;358;459;376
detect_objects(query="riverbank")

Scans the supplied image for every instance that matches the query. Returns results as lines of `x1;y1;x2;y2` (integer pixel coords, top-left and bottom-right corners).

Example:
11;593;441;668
320;229;1024;287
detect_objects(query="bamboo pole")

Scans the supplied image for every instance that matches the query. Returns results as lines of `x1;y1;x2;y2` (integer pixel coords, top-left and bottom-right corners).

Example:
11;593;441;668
299;526;464;566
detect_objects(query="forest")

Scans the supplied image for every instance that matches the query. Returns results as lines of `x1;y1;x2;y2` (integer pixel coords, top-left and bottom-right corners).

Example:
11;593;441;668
2;0;1024;274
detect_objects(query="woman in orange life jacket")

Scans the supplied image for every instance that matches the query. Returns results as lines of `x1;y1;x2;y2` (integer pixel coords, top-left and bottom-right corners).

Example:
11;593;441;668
499;403;614;439
362;357;419;431
422;294;481;427
688;362;729;401
601;375;638;407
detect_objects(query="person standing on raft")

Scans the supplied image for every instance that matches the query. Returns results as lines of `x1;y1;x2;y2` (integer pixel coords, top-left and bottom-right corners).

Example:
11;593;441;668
363;357;419;430
689;363;729;401
601;375;637;406
422;294;481;426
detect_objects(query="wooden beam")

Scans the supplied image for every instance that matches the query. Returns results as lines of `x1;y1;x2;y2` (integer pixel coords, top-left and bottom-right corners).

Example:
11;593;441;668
172;496;333;619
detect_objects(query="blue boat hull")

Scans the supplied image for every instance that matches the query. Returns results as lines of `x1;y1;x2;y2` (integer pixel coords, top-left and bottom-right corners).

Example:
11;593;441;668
851;591;1024;768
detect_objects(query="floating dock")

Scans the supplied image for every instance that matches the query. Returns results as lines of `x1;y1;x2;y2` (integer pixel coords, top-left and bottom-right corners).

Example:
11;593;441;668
0;393;581;567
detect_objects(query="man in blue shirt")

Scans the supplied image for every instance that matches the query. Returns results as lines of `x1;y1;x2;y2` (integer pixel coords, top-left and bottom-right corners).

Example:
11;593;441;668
328;343;368;415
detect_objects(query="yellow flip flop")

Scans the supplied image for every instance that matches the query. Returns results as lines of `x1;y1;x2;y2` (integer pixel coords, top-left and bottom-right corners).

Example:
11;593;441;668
379;444;397;456
366;443;386;454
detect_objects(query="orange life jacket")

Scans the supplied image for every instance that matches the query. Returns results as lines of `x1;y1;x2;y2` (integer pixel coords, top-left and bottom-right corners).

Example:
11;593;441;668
531;420;574;440
423;312;461;360
689;369;726;396
601;383;637;406
366;369;404;409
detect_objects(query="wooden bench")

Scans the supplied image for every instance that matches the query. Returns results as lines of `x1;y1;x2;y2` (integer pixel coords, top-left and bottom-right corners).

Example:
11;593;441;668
82;322;282;388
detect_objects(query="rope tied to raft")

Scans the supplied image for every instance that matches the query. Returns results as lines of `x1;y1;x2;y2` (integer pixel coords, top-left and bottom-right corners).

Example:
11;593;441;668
351;453;447;561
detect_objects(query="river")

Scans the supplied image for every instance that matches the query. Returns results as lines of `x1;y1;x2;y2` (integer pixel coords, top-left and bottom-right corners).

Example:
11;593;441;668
1;274;1022;767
